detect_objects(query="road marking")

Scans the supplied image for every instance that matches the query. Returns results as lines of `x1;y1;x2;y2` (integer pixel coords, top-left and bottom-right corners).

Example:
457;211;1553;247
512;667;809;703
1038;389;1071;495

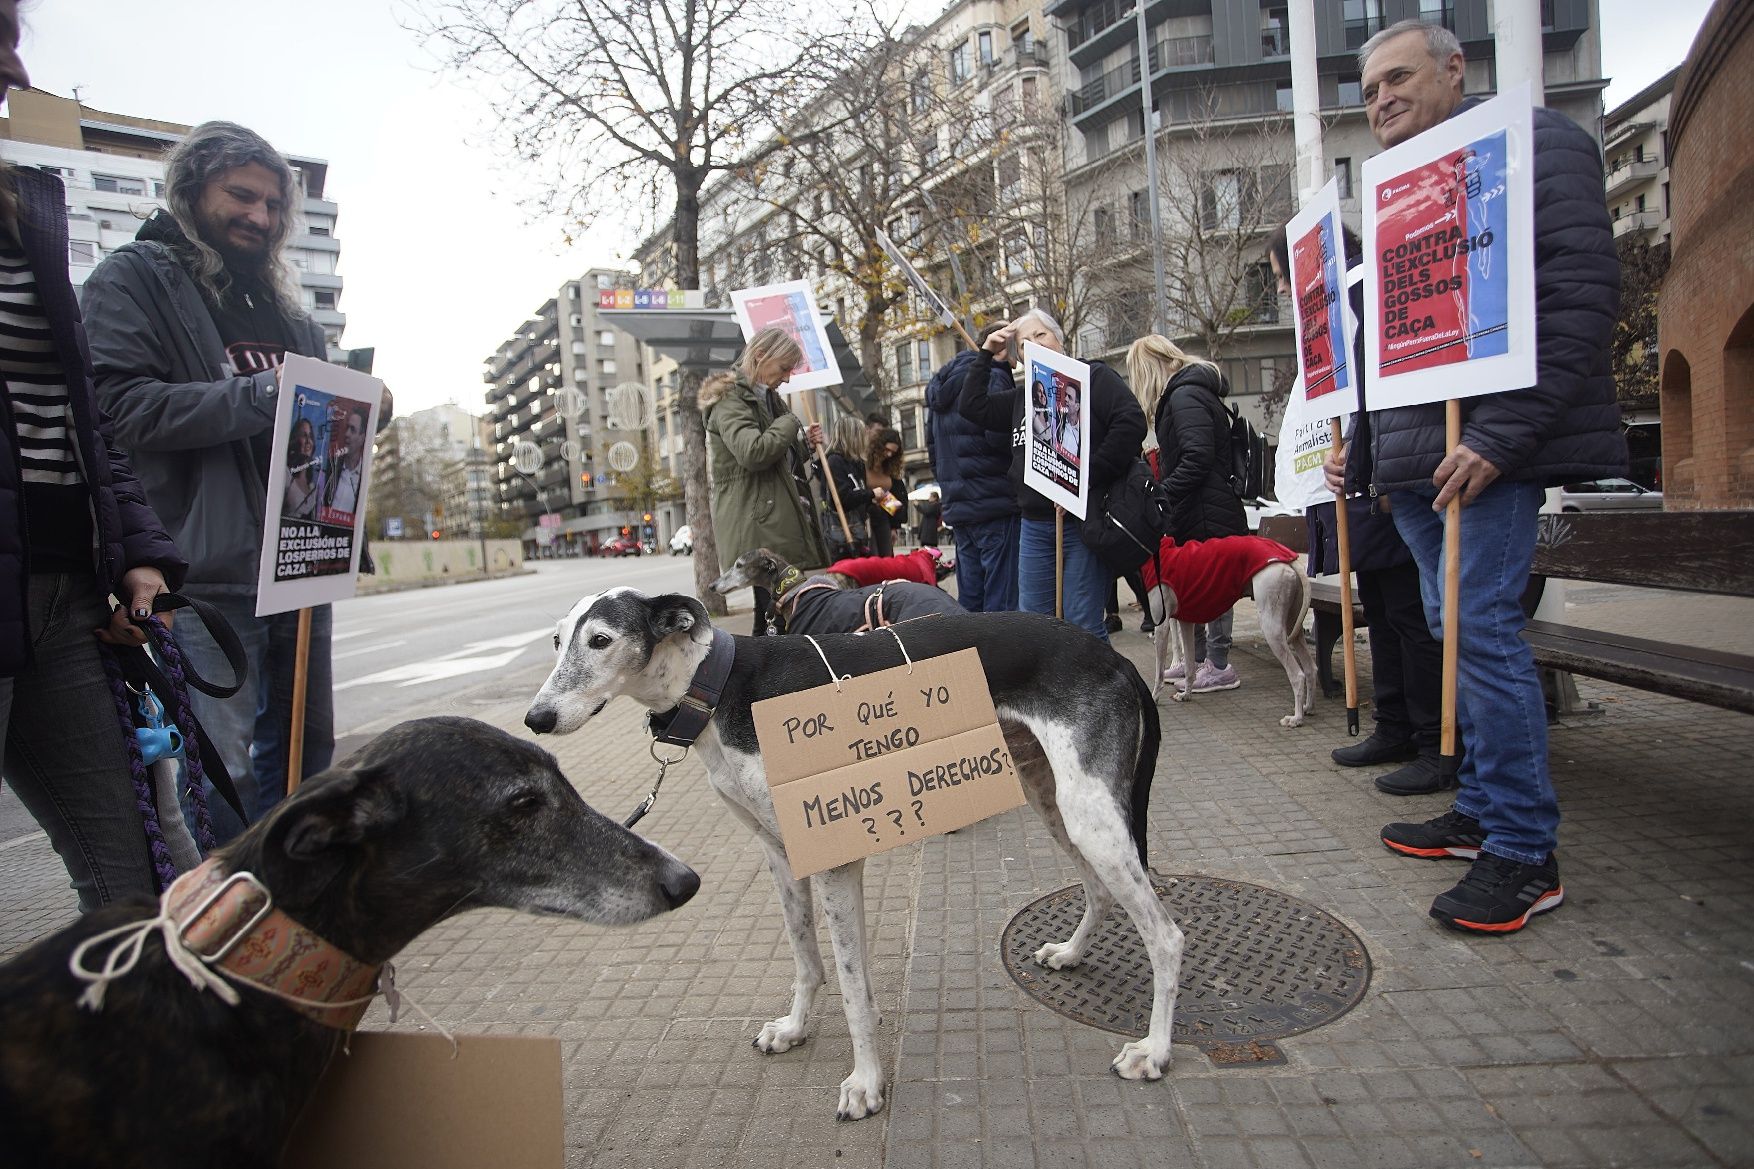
332;639;408;661
331;628;376;642
333;628;553;692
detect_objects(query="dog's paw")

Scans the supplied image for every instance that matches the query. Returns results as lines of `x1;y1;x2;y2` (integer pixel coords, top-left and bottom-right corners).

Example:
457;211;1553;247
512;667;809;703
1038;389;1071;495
754;1018;808;1053
1170;688;1189;704
836;1070;886;1121
1033;940;1085;970
1110;1038;1172;1081
1279;713;1305;728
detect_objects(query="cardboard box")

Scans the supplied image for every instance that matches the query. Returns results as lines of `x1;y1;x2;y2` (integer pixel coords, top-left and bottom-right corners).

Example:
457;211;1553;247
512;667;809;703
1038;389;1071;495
283;1032;563;1169
753;648;1026;878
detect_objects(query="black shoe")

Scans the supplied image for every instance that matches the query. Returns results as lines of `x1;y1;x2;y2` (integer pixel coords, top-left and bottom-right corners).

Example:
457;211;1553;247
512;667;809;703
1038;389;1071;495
1374;754;1454;796
1430;852;1563;934
1332;731;1418;768
1381;807;1484;860
1141;616;1155;634
1105;612;1123;634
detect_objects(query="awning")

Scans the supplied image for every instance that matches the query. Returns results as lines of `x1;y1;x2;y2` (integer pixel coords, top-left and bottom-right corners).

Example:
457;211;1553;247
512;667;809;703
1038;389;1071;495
599;308;880;420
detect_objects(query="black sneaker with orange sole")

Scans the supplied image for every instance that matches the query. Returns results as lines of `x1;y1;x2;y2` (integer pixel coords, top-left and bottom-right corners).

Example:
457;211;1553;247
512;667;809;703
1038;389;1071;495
1430;852;1563;934
1381;808;1484;860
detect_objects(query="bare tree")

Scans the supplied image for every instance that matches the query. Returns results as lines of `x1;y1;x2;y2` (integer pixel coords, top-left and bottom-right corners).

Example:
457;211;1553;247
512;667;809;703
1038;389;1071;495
411;0;860;610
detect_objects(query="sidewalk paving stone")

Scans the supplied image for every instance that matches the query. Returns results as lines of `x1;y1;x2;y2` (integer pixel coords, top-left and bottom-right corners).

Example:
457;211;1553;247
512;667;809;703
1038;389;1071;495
4;611;1754;1168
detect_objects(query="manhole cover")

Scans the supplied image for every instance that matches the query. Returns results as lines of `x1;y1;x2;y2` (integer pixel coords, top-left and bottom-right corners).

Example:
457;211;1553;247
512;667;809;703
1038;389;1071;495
1000;875;1370;1066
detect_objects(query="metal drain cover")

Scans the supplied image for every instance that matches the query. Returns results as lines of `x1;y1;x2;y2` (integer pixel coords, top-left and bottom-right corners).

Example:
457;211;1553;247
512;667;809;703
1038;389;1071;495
1000;875;1370;1067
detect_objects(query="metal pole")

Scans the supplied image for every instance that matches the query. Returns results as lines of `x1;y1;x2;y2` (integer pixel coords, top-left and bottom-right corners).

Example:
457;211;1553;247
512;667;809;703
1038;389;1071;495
1134;1;1170;335
1288;0;1323;204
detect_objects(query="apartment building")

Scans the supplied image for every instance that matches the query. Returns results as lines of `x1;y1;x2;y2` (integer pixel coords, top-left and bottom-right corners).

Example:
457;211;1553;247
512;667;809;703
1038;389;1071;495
1603;65;1678;248
371;403;489;537
0;88;347;356
1048;0;1607;431
481;270;654;553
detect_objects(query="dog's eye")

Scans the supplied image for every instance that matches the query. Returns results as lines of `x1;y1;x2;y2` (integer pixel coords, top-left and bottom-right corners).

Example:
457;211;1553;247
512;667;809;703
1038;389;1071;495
507;791;544;814
588;633;612;650
552;634;560;651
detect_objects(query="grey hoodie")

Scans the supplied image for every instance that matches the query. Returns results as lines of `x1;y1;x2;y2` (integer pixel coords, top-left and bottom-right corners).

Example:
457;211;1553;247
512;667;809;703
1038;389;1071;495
81;221;326;590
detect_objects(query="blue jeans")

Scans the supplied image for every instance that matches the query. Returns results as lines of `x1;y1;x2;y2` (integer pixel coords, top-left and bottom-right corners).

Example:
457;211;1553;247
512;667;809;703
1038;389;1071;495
1;574;158;910
950;514;1020;613
1192;609;1235;669
1391;479;1556;864
1018;515;1108;642
177;593;333;843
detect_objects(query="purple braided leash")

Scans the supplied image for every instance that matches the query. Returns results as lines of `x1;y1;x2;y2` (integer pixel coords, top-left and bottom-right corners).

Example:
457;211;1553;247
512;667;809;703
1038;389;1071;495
99;649;180;893
148;615;217;853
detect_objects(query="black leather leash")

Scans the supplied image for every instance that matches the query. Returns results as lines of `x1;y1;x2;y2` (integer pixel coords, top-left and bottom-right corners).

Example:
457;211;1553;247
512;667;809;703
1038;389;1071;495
630;627;736;828
108;593;250;823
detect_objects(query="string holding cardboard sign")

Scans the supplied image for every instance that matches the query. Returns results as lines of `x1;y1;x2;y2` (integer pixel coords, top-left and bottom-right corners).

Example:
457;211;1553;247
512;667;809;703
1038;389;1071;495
878;624;916;673
801;635;851;692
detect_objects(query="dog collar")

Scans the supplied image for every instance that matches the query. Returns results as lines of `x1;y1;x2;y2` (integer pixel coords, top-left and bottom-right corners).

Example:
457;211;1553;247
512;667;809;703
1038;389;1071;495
163;858;382;1030
771;564;807;600
648;626;737;748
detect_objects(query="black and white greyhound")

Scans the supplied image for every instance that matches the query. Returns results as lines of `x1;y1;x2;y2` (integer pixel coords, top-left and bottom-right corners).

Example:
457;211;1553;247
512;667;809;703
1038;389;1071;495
525;588;1184;1121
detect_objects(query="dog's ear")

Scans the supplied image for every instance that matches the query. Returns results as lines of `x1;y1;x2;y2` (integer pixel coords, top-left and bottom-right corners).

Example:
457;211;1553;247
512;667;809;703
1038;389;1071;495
648;594;709;641
259;766;407;898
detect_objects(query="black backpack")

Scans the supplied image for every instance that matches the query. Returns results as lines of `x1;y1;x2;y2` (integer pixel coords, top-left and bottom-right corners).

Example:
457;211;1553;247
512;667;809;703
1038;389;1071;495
1225;402;1266;500
1080;457;1171;576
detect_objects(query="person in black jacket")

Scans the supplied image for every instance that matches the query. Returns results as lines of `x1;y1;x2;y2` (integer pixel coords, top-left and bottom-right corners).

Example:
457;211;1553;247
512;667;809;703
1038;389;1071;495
810;416;874;560
0;25;189;910
1269;224;1445;795
924;329;1020;612
1335;20;1624;934
959;309;1145;642
1126;334;1248;692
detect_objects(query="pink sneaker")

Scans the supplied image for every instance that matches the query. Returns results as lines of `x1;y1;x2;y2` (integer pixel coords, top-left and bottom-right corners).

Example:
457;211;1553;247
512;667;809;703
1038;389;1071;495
1191;662;1241;692
1161;659;1203;683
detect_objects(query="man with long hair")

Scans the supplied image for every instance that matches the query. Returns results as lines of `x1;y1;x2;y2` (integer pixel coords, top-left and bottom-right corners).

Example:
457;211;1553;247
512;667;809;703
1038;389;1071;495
83;121;392;841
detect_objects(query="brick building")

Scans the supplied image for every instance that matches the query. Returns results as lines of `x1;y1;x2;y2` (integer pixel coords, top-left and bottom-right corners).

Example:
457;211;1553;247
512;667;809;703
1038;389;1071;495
1658;0;1754;509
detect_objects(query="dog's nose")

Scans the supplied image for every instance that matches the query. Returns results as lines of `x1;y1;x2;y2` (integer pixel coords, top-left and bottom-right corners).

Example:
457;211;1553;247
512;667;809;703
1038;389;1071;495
525;707;557;734
660;861;701;909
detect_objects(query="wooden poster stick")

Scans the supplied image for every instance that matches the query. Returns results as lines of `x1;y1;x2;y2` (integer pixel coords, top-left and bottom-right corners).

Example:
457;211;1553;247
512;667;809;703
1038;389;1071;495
1054;505;1065;619
287;606;312;796
1439;399;1463;785
1330;417;1361;736
800;392;852;550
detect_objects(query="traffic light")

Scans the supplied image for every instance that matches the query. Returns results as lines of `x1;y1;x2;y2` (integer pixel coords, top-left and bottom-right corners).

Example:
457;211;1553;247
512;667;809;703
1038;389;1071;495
431;530;441;540
643;512;653;523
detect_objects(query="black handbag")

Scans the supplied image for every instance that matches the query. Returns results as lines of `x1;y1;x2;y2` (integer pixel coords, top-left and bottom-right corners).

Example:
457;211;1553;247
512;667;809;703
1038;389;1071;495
1081;458;1170;576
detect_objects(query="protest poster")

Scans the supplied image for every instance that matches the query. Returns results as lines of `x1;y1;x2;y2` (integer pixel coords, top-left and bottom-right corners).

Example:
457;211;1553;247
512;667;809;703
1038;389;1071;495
1019;341;1091;520
752;646;1025;879
256;354;383;617
874;229;973;347
1282;179;1359;429
1362;83;1536;410
1273;411;1346;514
729;279;843;393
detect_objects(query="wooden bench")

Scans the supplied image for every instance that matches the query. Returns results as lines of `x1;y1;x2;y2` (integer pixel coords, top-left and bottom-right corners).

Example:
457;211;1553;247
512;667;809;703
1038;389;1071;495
1299;510;1754;716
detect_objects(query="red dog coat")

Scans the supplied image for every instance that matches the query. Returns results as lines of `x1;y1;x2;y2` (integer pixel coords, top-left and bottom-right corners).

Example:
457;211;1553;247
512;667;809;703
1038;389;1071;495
826;548;943;588
1139;536;1297;625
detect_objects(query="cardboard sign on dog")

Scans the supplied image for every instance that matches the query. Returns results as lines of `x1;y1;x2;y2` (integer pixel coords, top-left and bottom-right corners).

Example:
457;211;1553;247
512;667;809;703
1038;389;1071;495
753;645;1025;879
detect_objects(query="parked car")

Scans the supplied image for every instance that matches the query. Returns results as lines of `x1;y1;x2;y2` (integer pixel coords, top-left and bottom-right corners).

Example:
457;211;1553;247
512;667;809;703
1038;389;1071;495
1557;478;1663;513
669;524;693;555
603;535;643;556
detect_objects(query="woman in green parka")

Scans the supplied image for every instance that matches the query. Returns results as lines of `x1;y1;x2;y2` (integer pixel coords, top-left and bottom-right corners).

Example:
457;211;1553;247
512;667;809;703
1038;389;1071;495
701;327;830;632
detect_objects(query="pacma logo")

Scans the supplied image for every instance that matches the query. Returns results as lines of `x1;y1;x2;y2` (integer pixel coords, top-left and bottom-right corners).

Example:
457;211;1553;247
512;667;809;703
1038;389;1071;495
1381;182;1411;201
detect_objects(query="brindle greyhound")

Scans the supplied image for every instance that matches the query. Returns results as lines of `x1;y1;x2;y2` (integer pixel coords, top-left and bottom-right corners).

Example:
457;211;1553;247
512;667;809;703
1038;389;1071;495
0;717;698;1168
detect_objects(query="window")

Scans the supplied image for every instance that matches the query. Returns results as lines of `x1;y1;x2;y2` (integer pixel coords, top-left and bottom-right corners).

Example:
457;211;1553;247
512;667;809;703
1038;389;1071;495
1341;0;1384;50
1635;193;1647;212
915;339;933;384
1093;205;1116;245
949;41;972;86
997;153;1021;202
1245;262;1279;324
309;225;331;236
314;289;337;309
978;30;995;66
1334;157;1353;200
69;240;97;265
598;330;616;347
92;174;145;196
895;341;915;387
1130;189;1149;239
1418;0;1454;28
152;181;166;198
917;131;941;169
1021;76;1039;105
1336;75;1363;107
910;71;931;116
1005;231;1028;277
600;359;617;376
1275;83;1294;113
1262;6;1289;55
1200;171;1245;231
1013;20;1035;57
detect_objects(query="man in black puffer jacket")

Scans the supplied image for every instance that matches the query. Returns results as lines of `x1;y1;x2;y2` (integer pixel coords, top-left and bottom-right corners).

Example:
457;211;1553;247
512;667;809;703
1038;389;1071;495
1332;21;1624;936
926;328;1020;612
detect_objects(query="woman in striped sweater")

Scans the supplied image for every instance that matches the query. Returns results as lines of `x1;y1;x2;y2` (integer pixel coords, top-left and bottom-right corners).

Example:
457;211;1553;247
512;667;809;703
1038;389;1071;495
0;9;188;911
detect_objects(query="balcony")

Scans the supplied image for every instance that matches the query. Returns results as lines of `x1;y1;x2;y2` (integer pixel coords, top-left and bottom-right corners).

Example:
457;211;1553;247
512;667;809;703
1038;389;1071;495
1605;157;1661;197
1009;44;1051;70
1070;35;1214;118
1612;209;1662;238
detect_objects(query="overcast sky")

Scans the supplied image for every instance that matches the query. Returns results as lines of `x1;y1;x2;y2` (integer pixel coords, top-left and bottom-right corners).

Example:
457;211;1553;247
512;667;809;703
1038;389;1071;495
19;0;1714;417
